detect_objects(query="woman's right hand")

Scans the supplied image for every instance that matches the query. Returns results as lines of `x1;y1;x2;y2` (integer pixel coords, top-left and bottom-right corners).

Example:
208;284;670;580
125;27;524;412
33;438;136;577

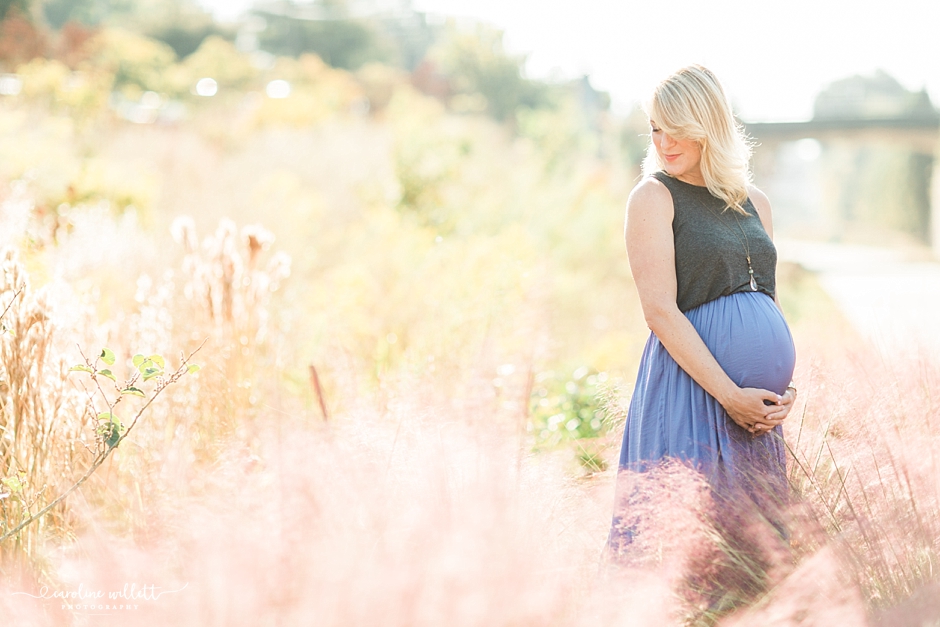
721;387;784;434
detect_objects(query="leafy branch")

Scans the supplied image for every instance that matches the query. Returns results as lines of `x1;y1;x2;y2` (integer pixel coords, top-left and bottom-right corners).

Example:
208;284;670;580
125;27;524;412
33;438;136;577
0;339;206;543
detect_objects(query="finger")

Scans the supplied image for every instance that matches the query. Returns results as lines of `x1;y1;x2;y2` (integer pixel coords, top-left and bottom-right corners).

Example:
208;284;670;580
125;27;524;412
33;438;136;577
757;417;781;430
755;389;783;408
749;414;779;428
759;388;781;404
754;413;785;427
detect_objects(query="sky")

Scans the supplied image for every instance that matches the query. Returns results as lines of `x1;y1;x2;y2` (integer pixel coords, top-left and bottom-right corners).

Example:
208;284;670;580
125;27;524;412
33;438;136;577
201;0;940;121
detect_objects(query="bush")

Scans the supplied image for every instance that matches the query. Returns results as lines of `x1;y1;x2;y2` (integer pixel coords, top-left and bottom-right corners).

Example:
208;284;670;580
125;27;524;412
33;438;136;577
529;367;626;472
86;28;176;95
251;54;364;127
176;35;257;93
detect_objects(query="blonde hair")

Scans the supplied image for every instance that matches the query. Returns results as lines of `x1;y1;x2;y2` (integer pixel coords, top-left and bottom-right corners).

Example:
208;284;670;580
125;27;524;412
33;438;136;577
642;65;753;214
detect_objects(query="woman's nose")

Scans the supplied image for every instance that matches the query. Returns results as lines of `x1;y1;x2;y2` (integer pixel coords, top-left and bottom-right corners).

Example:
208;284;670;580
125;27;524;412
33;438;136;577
660;133;675;148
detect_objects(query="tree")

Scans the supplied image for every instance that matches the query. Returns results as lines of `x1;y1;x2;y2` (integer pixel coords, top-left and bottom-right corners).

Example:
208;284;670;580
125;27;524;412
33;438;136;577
428;21;549;122
42;0;137;29
0;11;47;67
255;1;395;70
0;0;30;21
43;0;229;59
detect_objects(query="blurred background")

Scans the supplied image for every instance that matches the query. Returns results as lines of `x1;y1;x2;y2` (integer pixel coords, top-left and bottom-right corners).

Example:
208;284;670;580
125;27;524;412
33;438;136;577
1;1;940;625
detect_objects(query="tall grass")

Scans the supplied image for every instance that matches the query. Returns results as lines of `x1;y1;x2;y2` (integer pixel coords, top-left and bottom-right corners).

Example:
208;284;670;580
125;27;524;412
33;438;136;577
785;343;940;610
0;48;938;626
1;317;933;626
0;250;89;559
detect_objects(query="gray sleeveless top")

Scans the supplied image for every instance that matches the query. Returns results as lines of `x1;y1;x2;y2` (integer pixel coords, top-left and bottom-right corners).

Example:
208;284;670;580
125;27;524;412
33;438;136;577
651;171;776;312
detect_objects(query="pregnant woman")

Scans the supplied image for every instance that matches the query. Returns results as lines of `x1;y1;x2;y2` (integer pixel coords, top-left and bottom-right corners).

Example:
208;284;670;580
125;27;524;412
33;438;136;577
607;66;797;559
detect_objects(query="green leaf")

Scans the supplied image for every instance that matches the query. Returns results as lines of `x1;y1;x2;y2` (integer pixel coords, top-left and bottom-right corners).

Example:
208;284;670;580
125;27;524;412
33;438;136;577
1;476;23;492
97;411;121;424
148;354;165;369
97;421;124;448
187;364;201;374
142;367;161;381
97;369;116;381
100;348;116;366
132;354;146;368
69;364;93;374
121;387;145;397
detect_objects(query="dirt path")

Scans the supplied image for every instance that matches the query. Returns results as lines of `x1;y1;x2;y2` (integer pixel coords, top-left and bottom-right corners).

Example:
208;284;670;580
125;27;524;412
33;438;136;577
776;238;940;354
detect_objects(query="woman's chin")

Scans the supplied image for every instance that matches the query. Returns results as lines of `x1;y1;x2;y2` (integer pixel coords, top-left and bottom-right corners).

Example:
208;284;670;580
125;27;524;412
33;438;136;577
662;162;704;185
663;163;685;177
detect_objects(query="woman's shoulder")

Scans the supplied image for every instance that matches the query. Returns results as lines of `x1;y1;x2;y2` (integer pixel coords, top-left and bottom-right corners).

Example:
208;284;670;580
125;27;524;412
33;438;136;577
746;184;772;219
746;183;775;235
625;176;675;227
629;174;674;213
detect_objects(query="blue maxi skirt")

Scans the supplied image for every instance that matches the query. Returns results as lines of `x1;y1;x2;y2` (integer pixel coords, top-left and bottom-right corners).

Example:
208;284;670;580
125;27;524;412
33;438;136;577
608;291;796;552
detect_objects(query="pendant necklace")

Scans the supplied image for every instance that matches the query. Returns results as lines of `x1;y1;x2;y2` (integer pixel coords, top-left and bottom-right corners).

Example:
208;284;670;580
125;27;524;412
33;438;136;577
705;202;758;292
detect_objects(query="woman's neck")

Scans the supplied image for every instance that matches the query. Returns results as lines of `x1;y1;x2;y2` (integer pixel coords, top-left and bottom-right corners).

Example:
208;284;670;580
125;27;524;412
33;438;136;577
676;170;706;186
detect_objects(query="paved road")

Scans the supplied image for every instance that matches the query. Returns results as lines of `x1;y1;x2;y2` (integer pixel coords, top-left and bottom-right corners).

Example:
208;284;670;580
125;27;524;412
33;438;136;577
776;238;940;355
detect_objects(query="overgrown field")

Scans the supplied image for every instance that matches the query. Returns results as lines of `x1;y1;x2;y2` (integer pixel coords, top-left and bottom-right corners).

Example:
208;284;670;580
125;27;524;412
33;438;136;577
0;40;938;626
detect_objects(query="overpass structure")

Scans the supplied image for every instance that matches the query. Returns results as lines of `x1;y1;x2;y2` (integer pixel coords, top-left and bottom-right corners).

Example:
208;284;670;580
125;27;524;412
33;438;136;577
743;115;940;256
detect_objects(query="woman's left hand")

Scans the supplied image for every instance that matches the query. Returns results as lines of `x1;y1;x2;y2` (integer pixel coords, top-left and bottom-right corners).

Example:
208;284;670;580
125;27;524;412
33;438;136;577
751;387;796;435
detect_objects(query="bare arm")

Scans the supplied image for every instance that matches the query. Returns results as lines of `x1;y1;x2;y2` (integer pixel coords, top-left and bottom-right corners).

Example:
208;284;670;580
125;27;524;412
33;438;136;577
626;179;782;432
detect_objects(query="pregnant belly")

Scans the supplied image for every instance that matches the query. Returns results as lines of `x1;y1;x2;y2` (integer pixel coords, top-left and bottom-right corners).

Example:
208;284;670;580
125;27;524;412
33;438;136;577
685;291;796;395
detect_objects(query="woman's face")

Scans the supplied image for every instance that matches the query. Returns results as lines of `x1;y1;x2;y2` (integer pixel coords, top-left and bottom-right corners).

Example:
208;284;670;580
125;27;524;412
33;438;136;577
650;122;704;185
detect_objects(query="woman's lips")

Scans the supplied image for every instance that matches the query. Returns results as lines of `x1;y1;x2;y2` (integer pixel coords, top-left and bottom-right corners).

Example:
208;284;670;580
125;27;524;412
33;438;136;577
664;154;680;162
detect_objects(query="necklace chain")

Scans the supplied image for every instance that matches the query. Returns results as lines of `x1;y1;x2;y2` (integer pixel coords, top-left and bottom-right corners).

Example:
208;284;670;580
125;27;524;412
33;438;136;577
702;201;759;292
